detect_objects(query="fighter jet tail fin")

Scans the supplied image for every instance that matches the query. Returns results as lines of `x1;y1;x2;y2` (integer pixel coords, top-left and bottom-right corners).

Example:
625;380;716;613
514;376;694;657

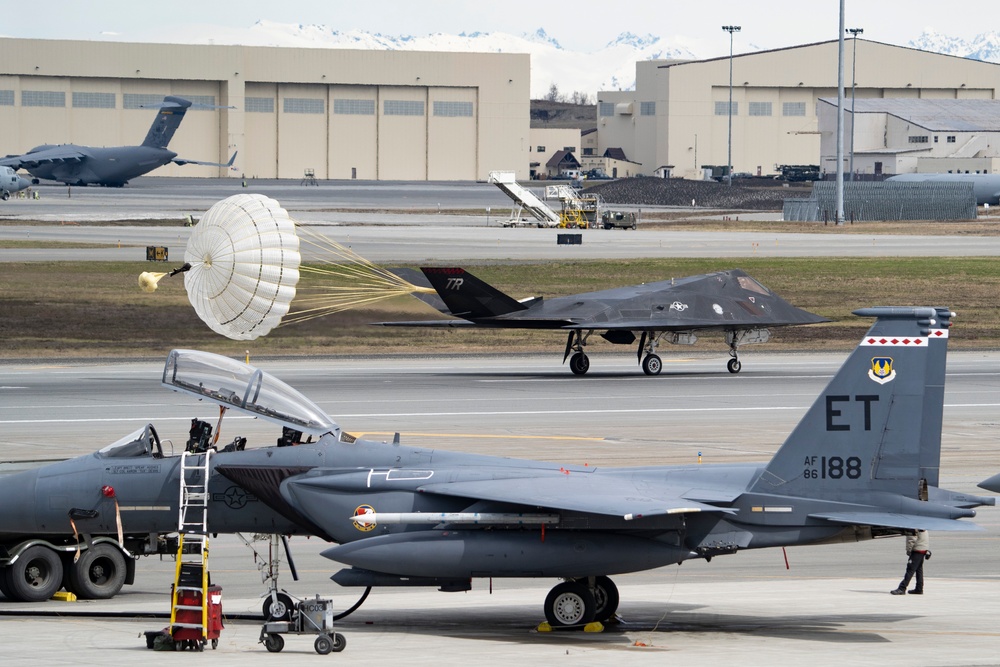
141;96;194;148
419;268;528;320
751;307;953;499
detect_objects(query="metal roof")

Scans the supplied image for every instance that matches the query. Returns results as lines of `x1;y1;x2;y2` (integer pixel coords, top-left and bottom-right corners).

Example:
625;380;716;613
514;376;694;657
818;97;1000;132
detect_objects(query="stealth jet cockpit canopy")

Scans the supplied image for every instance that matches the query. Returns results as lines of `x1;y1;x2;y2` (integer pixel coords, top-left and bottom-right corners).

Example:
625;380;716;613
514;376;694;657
162;349;339;438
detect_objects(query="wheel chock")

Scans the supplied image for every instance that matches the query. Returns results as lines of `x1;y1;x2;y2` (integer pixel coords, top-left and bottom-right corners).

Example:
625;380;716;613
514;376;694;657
536;622;553;632
51;591;77;602
583;622;604;633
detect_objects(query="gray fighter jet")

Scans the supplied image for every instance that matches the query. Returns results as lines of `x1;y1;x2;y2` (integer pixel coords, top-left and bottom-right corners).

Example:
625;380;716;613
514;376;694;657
381;267;826;375
0;96;236;187
0;307;993;628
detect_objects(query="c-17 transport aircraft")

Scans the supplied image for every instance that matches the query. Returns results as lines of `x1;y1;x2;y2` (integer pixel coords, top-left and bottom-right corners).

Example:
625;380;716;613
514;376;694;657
0;96;236;187
0;306;994;629
381;267;827;375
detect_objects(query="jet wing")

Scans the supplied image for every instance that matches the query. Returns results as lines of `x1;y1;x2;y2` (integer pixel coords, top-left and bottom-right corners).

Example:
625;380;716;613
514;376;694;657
418;475;735;520
173;151;237;169
378;319;475;328
1;147;86;169
810;512;982;532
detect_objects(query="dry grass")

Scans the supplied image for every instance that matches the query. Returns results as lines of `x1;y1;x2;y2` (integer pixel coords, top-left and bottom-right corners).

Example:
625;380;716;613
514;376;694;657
1;257;998;359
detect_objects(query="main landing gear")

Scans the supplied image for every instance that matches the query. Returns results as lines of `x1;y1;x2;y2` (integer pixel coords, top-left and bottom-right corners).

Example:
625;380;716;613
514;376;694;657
563;330;594;375
636;331;664;376
543;576;620;628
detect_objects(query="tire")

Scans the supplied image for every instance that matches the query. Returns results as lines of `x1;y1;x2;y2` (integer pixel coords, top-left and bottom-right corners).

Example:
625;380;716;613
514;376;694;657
569;352;590;376
263;634;284;653
592;576;620;623
727;358;742;374
0;567;14;600
262;592;294;622
67;543;127;599
331;633;347;652
642;354;662;376
544;581;596;627
4;545;64;602
314;634;333;655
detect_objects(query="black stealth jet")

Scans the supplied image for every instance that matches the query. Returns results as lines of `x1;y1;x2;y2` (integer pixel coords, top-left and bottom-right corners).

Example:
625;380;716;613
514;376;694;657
382;267;827;375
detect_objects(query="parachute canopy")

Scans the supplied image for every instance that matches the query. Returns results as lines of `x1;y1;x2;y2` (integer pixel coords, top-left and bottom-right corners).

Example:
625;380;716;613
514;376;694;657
183;194;300;340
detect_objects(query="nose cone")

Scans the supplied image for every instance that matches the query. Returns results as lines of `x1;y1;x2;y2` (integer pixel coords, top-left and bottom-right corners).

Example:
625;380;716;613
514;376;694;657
0;469;39;536
17;177;30;191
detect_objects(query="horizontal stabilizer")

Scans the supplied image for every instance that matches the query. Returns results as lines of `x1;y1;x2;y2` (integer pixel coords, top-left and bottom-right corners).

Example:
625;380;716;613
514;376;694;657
810;512;981;532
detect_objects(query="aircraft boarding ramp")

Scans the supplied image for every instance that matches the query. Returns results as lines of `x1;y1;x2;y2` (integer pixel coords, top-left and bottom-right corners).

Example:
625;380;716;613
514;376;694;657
488;171;561;227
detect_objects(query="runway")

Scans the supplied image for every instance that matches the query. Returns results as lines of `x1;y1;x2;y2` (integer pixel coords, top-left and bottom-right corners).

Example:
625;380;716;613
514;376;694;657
4;178;1000;263
2;351;999;665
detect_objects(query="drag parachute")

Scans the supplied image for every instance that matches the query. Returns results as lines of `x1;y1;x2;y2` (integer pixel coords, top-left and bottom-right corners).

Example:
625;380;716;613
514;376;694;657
183;194;300;340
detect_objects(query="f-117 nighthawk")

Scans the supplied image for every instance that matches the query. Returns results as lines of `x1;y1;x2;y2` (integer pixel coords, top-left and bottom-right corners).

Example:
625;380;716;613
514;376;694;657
381;267;826;375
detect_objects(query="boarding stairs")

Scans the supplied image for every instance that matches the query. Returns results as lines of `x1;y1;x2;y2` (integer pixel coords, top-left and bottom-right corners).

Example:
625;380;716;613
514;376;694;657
488;170;561;227
170;451;212;645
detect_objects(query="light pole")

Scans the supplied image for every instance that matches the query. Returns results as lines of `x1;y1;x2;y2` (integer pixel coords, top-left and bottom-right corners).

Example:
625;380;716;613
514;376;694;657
722;25;740;186
847;28;863;181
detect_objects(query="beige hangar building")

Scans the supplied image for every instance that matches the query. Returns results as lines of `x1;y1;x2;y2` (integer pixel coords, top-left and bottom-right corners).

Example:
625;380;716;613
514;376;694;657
0;38;530;181
598;40;1000;179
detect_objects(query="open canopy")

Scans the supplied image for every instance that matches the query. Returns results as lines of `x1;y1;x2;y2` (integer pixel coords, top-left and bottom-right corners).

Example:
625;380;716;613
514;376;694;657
162;349;339;438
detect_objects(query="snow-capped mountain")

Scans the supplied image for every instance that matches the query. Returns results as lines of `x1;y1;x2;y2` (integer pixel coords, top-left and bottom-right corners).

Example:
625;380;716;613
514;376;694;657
907;30;1000;62
124;21;1000;99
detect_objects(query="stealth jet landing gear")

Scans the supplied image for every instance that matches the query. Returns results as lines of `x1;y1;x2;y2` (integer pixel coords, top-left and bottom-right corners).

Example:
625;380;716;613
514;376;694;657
563;330;593;376
637;331;664;376
543;576;620;628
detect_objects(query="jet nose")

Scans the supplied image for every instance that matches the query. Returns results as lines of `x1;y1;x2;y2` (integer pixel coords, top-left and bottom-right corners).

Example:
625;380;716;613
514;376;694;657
17;177;30;191
0;468;39;534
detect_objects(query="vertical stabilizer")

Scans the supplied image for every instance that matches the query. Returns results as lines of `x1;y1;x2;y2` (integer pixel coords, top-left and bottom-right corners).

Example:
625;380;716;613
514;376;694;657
420;268;528;319
141;96;193;148
751;307;952;499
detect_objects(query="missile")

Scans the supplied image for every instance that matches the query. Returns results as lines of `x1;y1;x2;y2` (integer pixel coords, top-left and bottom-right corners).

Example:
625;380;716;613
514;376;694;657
350;512;559;527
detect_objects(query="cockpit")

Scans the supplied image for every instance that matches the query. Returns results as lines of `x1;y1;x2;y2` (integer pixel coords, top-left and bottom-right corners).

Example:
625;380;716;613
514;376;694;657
97;423;163;459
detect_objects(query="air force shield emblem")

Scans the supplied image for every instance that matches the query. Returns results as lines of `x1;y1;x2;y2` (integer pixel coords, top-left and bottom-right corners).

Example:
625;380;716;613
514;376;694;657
868;357;896;384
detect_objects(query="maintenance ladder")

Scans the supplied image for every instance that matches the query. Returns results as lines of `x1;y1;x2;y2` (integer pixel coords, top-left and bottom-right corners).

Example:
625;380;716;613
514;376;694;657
170;451;212;645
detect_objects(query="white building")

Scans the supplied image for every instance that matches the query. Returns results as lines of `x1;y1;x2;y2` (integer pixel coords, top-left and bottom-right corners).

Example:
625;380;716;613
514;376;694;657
818;97;1000;176
598;40;1000;179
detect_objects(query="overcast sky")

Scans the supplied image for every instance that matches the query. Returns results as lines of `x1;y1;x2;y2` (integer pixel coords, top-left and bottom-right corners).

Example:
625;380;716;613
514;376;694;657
2;1;993;55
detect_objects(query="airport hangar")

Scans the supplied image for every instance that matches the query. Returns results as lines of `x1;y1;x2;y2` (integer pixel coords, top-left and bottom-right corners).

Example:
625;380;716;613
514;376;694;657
597;39;1000;180
0;38;530;181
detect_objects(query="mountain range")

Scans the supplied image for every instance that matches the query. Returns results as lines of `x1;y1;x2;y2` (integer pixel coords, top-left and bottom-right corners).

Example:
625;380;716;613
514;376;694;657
146;21;1000;99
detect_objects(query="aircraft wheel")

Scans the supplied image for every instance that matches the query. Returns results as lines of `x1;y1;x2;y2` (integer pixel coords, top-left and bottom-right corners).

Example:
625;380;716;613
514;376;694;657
727;358;742;374
569;352;590;376
331;633;347;652
544;581;596;627
314;634;333;655
0;567;14;600
1;192;9;201
642;354;662;376
262;592;294;621
592;576;620;623
67;543;127;599
4;545;63;602
263;633;284;653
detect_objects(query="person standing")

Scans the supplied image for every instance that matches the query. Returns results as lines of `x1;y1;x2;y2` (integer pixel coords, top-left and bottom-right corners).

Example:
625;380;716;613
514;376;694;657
891;529;930;595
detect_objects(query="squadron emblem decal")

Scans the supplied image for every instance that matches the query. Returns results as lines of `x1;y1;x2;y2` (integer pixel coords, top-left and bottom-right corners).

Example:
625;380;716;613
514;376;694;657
352;504;377;531
868;357;896;384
